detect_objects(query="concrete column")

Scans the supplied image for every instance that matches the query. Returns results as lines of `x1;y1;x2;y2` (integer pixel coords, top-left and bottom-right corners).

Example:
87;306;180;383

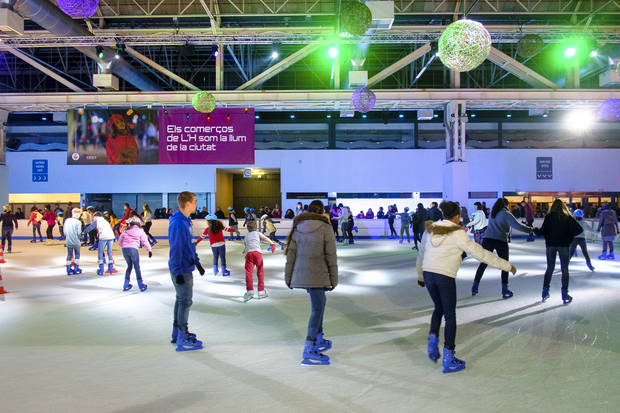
0;109;8;206
443;161;469;208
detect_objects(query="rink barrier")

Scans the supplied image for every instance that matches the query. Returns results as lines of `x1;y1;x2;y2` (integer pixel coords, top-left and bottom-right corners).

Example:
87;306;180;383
9;218;618;245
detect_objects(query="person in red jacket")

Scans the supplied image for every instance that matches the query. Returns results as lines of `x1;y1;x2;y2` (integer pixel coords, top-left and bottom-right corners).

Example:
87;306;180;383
105;114;138;165
196;215;231;276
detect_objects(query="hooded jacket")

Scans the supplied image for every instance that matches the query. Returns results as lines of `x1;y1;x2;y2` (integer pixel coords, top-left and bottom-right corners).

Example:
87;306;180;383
84;217;116;240
118;225;152;251
483;208;531;243
416;220;512;282
168;210;201;275
598;208;618;238
285;213;338;289
63;217;83;248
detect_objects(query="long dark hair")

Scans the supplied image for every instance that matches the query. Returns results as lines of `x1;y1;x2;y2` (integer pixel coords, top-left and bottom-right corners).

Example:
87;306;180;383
491;198;508;219
208;219;224;234
549;199;570;216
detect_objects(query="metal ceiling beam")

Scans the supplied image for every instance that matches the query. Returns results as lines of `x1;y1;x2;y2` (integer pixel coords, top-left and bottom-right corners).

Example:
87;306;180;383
0;89;617;112
487;47;559;89
124;46;200;90
0;46;84;92
236;44;321;90
367;42;431;88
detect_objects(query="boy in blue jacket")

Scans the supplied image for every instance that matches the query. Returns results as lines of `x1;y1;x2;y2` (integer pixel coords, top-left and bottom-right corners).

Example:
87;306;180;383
169;191;206;351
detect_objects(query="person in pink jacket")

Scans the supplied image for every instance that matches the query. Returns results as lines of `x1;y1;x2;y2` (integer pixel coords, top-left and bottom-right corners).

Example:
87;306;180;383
41;205;57;241
118;218;152;292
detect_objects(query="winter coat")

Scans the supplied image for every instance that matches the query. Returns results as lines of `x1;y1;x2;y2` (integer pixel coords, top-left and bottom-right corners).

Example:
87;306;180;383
27;211;42;226
84;217;116;240
0;211;18;230
42;211;56;226
63;217;83;248
467;210;488;231
118;225;152;251
377;209;385;219
428;206;443;222
534;212;583;247
228;211;238;226
524;203;534;221
265;220;277;234
411;208;428;233
285;213;338;289
168;210;201;275
483;209;531;243
416;220;512;282
398;212;411;226
598;209;618;238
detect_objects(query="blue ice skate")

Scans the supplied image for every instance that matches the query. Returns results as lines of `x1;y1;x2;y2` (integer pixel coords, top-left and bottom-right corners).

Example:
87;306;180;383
316;332;332;352
542;287;550;302
213;265;219;275
221;266;230;276
176;331;203;352
123;279;133;291
301;340;330;366
96;264;104;276
561;289;572;305
442;348;465;374
137;279;147;292
427;333;440;362
501;283;513;299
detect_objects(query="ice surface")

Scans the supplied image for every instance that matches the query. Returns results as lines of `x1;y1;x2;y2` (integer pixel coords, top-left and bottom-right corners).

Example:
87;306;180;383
1;238;619;412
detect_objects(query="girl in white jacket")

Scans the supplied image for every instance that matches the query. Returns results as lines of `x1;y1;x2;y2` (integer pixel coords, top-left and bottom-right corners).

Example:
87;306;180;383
416;201;516;374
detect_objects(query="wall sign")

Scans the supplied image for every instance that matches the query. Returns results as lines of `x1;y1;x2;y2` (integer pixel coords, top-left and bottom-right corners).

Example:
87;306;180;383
536;157;552;180
32;159;48;182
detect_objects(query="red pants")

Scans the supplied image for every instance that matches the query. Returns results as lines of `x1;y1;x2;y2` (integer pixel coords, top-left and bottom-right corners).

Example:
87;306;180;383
245;251;264;291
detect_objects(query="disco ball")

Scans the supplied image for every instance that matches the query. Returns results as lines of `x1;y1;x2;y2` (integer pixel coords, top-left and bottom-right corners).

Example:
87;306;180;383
192;92;216;113
599;98;620;121
352;87;376;113
517;34;544;58
58;0;99;18
437;19;491;72
341;1;372;36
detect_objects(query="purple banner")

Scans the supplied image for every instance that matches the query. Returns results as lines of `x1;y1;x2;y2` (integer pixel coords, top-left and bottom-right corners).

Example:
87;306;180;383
158;108;255;165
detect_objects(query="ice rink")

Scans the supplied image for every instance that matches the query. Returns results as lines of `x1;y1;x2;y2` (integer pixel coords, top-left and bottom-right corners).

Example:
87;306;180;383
1;237;619;413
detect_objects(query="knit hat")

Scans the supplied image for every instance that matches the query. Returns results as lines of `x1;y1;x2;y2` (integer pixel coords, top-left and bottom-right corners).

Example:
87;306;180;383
205;214;218;220
404;207;409;212
128;217;141;226
260;214;269;220
244;207;249;212
573;209;584;218
228;206;233;211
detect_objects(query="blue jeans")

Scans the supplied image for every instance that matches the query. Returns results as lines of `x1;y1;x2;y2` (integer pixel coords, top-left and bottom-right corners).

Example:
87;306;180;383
32;223;42;239
122;247;142;280
98;239;114;265
2;227;13;250
212;245;226;266
171;272;194;333
306;288;326;341
66;246;81;265
424;271;457;350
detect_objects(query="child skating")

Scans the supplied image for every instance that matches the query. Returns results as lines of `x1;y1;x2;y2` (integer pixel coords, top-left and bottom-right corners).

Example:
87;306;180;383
64;208;84;275
118;218;153;291
83;212;117;275
242;220;275;302
262;215;285;250
196;214;231;276
568;209;594;271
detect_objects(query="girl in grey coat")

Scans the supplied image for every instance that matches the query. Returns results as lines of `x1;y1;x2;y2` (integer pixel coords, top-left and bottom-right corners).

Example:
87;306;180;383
285;200;338;366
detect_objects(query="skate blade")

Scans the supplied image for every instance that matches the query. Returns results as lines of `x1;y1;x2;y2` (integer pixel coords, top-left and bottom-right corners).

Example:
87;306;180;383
176;344;203;352
443;365;466;373
301;359;330;366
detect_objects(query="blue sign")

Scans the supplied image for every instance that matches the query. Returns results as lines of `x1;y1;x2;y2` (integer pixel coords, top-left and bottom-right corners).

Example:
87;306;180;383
32;159;48;182
536;157;552;180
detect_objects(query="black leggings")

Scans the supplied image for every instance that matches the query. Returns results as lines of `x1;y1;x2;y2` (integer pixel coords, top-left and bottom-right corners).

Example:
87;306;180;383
543;246;570;290
46;223;55;239
143;221;155;243
424;271;457;350
331;220;339;238
568;238;592;267
388;219;397;236
474;238;510;285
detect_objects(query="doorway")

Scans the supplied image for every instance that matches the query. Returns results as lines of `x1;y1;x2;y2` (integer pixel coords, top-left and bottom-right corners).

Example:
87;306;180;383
216;168;281;213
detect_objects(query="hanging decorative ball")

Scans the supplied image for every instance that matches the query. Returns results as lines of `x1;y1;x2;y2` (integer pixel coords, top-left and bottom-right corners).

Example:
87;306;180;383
352;87;376;113
517;34;544;58
617;60;620;77
437;19;492;72
598;98;620;121
341;1;373;36
58;0;99;18
192;91;216;113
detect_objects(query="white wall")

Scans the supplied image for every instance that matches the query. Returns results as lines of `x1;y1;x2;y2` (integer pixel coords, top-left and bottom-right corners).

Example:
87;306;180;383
6;148;620;213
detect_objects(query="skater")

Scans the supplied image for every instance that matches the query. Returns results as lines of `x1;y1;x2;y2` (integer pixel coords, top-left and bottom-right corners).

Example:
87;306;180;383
568;209;594;272
416;201;516;374
118;218;152;291
169;191;205;351
472;198;533;298
243;207;256;227
339;206;354;245
534;199;583;304
141;204;157;246
398;207;412;244
41;206;57;241
386;206;397;239
227;207;241;240
428;202;443;222
597;204;618;260
27;206;43;243
1;205;18;252
55;211;64;240
329;203;340;241
466;202;488;245
242;220;275;302
284;200;338;366
64;208;84;275
263;215;285;250
83;212;117;275
411;203;428;250
196;214;231;276
522;199;535;242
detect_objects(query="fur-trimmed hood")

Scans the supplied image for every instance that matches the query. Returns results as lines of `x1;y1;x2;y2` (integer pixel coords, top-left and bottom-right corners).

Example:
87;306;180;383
424;219;464;247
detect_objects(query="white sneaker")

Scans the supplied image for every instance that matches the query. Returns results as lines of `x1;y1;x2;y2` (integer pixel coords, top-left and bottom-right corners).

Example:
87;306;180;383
258;290;268;299
243;290;254;302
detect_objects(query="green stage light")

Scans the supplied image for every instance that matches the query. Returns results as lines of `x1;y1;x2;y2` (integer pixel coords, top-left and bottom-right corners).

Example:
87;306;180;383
327;47;339;59
564;47;576;58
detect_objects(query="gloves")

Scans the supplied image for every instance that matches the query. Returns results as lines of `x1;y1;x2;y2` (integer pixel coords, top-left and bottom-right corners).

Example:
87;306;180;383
175;275;185;285
196;263;205;276
325;286;335;291
417;280;425;287
148;251;152;258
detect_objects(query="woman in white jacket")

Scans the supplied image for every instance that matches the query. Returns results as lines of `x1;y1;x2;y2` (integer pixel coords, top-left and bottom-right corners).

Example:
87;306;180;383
416;201;516;374
466;201;488;245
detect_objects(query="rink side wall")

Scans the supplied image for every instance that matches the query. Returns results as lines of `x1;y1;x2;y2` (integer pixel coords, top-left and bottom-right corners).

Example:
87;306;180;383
6;149;620;212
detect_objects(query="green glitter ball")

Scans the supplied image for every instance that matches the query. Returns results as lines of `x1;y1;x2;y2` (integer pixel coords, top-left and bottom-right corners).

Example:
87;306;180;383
341;2;372;36
192;91;216;113
438;19;491;72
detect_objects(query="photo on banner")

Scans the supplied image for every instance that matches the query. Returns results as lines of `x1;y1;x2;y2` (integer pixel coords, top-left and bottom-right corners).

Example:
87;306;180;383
67;107;255;165
67;108;159;165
